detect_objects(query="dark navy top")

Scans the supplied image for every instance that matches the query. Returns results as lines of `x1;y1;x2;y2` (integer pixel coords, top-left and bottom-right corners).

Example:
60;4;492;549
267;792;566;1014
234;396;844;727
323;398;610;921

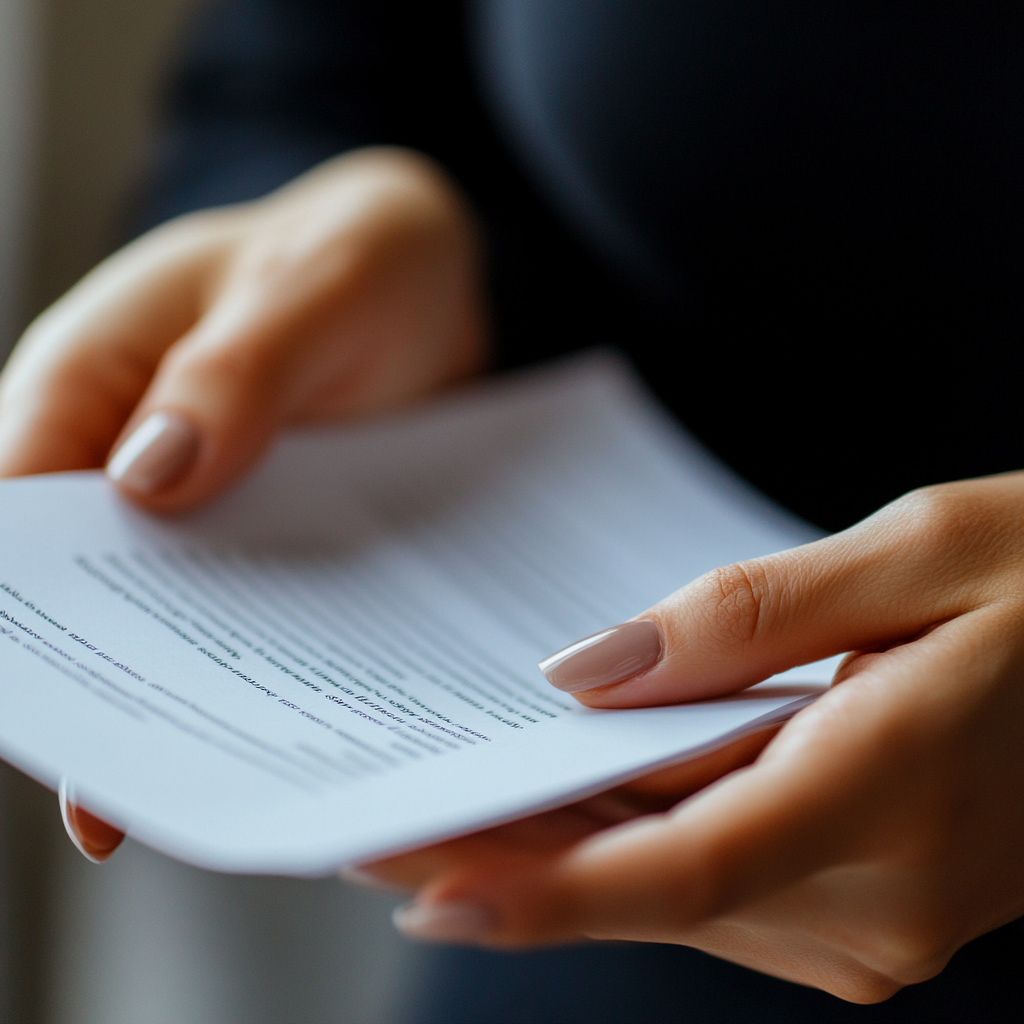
139;4;1024;1019
147;0;1024;534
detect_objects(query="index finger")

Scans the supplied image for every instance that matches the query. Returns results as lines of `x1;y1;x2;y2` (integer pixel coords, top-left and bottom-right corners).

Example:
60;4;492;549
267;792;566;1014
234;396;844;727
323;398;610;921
542;474;1024;707
0;216;224;478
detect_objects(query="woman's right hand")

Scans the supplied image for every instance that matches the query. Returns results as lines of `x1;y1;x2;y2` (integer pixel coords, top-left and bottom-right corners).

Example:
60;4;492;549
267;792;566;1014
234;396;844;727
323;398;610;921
0;145;488;512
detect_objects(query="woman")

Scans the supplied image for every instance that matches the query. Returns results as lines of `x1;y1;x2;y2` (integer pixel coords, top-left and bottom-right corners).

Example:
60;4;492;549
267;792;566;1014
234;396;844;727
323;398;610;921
3;2;1022;1020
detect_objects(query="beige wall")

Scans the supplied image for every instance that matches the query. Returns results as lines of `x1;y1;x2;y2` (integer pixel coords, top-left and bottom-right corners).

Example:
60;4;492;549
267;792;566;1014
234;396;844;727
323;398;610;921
0;12;417;1023
21;0;202;340
0;5;202;1020
0;0;40;354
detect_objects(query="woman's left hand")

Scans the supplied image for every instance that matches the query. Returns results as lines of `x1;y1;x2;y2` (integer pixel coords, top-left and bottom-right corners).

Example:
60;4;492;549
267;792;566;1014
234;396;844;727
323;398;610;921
358;473;1024;1004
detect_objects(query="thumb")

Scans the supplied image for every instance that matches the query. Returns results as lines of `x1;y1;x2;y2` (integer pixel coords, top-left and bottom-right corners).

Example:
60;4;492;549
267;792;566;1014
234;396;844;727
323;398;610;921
539;488;984;707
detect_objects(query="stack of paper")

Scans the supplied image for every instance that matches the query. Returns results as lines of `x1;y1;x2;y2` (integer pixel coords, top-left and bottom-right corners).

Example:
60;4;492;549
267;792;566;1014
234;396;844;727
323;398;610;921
0;354;834;874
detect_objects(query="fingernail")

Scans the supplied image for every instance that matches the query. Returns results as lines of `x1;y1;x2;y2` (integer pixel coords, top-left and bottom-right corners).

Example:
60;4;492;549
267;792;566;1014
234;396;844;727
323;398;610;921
392;900;496;943
106;411;199;494
339;867;403;892
59;778;125;864
539;619;663;693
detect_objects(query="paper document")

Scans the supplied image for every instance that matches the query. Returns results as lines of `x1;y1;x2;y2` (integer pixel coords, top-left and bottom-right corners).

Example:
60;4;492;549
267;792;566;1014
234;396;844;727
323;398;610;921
0;354;835;874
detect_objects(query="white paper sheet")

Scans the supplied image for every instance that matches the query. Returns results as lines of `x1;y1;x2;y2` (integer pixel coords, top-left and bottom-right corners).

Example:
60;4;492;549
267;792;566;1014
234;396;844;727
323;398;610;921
0;353;837;875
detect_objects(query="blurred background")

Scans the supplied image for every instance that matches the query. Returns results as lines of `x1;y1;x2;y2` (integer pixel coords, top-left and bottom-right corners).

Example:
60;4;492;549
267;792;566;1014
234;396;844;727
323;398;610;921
0;2;422;1020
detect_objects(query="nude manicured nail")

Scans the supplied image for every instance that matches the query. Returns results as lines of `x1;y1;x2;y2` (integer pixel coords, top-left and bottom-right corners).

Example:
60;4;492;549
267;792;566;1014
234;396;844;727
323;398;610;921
539;619;663;693
107;411;199;494
392;901;496;943
338;867;402;892
59;778;124;864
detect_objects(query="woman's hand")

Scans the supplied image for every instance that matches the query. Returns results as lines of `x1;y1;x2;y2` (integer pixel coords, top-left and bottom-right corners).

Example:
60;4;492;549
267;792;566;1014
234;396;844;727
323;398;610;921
0;145;487;859
364;474;1024;1004
0;146;487;511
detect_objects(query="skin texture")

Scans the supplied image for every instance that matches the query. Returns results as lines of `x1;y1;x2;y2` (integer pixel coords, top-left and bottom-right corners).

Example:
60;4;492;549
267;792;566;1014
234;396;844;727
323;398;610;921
3;146;1022;1005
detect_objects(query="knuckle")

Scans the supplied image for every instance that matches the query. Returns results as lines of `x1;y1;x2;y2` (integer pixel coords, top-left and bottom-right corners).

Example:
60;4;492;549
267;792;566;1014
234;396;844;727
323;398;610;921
828;973;904;1005
184;338;263;379
155;206;238;246
864;918;958;986
131;209;234;269
880;947;952;987
164;336;285;406
880;483;1015;595
885;485;975;555
818;915;955;1003
694;560;774;648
